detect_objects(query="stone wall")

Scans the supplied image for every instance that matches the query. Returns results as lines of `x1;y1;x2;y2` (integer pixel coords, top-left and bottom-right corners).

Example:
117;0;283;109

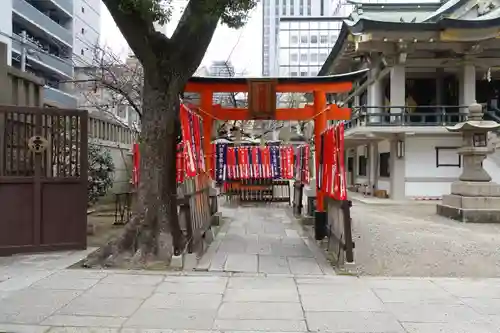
92;139;133;198
88;114;137;202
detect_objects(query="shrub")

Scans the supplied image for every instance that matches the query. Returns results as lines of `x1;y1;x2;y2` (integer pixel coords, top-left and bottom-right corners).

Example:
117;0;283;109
88;143;115;206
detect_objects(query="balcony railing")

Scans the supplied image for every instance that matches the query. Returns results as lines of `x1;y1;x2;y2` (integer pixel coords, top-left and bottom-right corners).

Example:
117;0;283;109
44;86;77;108
50;0;73;16
11;34;72;78
344;105;469;131
13;0;72;46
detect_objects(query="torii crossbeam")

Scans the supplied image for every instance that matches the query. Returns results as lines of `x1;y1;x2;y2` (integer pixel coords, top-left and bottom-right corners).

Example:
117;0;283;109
184;69;368;225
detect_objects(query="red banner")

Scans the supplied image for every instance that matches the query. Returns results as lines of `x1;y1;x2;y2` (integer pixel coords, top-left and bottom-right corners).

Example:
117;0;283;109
176;143;184;183
303;145;310;184
180;104;196;177
132;143;140;187
227;147;236;179
337;123;347;200
238;147;249;179
252;147;260;179
323;129;332;196
261;147;271;178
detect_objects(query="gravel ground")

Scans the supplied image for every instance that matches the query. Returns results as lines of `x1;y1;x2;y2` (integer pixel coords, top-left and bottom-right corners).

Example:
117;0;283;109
349;202;500;277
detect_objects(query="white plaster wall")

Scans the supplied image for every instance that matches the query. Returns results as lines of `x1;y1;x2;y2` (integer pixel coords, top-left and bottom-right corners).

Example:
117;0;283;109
405;135;462;197
0;0;12;65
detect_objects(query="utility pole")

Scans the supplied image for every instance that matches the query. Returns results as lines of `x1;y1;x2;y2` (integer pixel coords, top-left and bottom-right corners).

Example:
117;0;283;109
20;30;27;72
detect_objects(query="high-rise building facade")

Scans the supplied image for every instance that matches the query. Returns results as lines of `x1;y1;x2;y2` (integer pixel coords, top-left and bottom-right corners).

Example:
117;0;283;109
73;0;101;68
278;17;342;77
262;0;340;76
3;0;101;108
209;60;235;106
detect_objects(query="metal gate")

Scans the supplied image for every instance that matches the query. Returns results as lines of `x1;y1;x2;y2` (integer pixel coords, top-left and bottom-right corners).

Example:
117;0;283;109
0;106;88;255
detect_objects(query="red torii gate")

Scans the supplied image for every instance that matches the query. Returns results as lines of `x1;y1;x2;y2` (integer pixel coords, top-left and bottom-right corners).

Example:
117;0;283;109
184;70;365;226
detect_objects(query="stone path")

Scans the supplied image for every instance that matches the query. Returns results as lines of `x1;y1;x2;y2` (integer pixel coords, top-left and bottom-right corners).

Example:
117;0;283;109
2;266;500;332
196;203;334;275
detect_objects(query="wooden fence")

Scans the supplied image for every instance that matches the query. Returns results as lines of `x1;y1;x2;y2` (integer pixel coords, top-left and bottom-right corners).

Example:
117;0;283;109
325;198;355;265
178;173;213;253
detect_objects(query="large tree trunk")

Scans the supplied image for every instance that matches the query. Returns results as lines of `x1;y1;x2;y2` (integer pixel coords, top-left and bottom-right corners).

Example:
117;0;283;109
84;67;186;268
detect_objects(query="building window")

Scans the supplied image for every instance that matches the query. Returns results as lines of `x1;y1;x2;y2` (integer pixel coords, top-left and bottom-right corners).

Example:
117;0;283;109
300;71;307;76
291;71;298;76
358;156;367;176
331;34;338;44
310;35;318;43
282;0;287;15
81;28;85;34
291;35;298;44
320;35;328;44
300;53;307;62
310;53;318;62
291;53;298;62
80;49;84;55
379;152;390;177
300;35;308;43
319;53;327;62
81;7;84;13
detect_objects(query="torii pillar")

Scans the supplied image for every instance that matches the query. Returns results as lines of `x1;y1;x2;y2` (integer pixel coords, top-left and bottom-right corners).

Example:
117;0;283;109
313;90;327;239
200;90;214;174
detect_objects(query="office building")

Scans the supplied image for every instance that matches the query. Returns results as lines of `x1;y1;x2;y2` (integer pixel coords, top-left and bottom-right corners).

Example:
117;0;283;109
278;17;342;77
6;0;101;108
209;60;235;106
262;0;346;76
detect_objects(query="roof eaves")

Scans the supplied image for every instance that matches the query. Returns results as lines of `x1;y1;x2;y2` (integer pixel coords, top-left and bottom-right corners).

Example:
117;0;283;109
318;22;351;76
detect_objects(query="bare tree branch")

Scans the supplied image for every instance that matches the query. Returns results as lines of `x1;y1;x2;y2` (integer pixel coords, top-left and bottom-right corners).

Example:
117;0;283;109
69;44;144;128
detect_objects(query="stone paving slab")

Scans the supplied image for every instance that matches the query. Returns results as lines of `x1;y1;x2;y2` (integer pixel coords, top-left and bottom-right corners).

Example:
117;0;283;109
1;269;500;332
196;204;332;275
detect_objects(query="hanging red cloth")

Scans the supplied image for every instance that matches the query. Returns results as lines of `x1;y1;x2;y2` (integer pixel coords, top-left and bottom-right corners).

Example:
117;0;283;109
176;143;184;183
261;146;271;179
180;104;196;177
132;143;140;187
238;147;249;179
280;146;287;179
251;147;260;179
285;146;294;179
337;123;347;200
303;145;310;184
322;129;332;196
226;147;236;179
332;127;340;199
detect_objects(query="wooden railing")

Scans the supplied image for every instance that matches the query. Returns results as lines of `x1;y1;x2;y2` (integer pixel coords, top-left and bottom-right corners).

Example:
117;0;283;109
325;198;355;265
178;173;213;253
113;174;215;255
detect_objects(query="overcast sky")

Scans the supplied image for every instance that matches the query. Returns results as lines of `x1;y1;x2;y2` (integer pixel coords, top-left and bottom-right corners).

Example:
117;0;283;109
99;2;263;75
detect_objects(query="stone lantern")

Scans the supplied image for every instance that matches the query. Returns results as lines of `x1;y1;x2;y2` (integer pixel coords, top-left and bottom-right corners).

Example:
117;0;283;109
437;102;500;223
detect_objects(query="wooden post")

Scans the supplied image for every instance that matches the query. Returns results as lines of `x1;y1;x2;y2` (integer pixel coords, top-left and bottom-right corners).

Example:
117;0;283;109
313;90;327;240
200;90;214;175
